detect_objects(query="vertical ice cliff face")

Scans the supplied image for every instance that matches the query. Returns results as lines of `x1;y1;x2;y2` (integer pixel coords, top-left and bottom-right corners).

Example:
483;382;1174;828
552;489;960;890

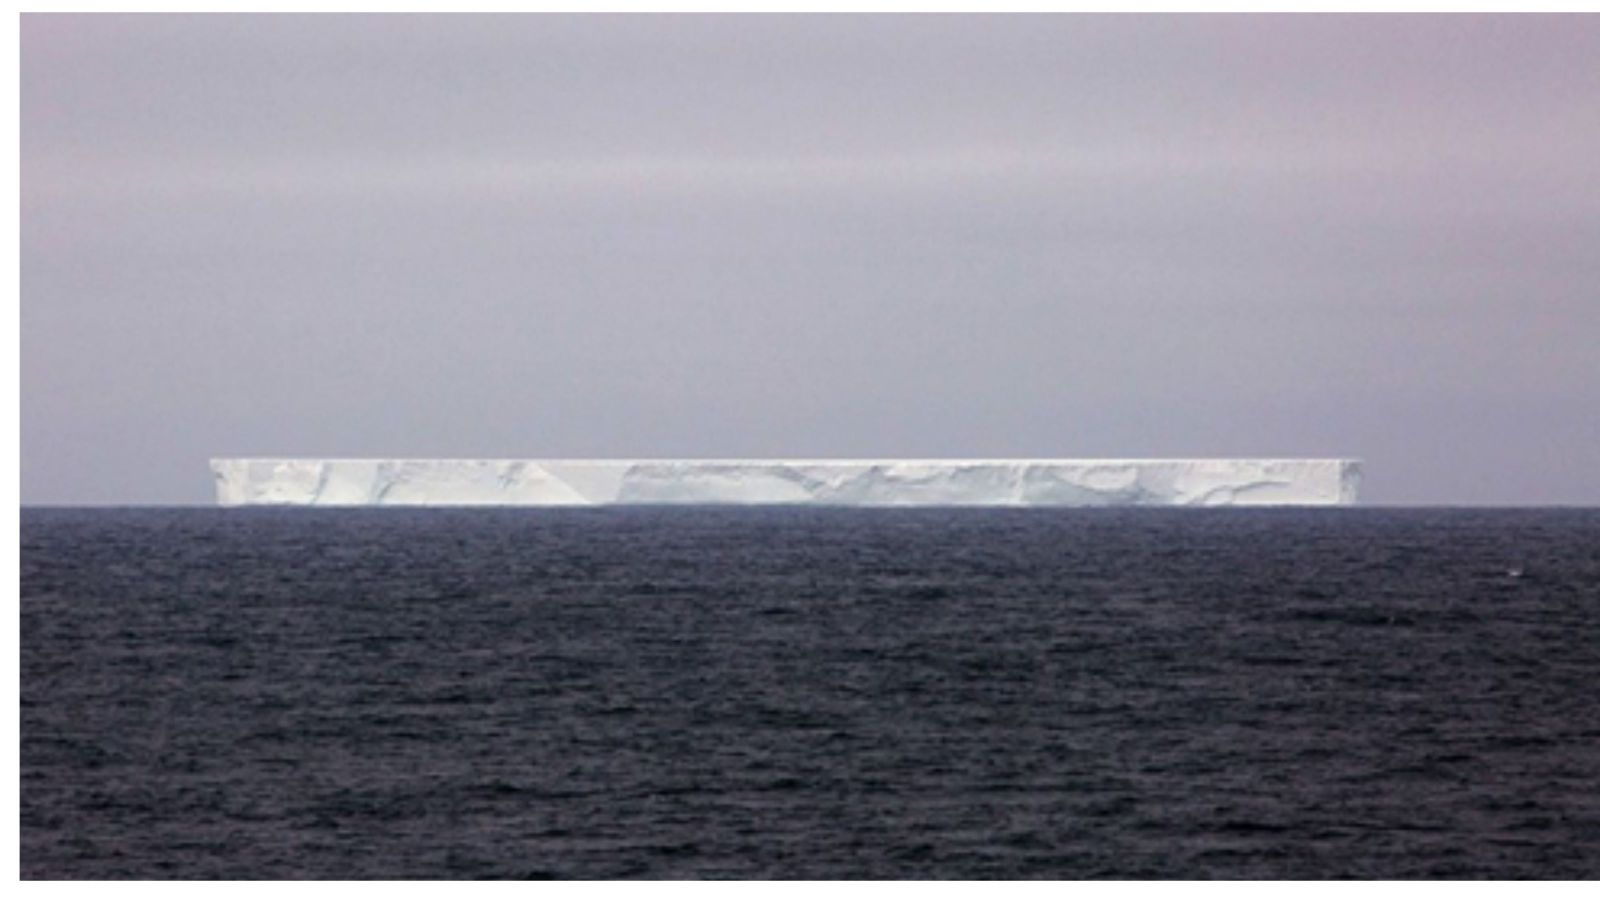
211;459;1361;506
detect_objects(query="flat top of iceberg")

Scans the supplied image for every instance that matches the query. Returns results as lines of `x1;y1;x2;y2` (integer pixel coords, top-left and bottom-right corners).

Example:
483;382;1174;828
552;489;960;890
211;457;1360;464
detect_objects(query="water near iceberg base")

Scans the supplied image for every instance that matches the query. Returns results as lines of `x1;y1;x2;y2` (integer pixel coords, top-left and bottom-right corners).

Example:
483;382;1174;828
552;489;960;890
210;459;1361;506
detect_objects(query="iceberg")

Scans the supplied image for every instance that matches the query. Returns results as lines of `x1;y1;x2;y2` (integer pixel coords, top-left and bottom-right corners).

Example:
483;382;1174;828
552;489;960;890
210;459;1362;506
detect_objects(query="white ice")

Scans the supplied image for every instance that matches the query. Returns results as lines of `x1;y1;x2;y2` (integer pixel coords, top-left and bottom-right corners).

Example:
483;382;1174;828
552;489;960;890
210;459;1362;507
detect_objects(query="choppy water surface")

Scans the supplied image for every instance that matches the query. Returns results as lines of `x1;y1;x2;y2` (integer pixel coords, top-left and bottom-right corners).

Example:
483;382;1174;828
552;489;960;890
21;508;1600;878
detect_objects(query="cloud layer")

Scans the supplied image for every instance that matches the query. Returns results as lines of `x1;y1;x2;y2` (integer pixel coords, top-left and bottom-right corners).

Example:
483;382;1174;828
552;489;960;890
22;14;1600;503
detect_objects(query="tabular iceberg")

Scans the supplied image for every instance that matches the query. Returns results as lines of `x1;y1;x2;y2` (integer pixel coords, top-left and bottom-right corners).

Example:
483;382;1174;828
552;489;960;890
210;459;1361;507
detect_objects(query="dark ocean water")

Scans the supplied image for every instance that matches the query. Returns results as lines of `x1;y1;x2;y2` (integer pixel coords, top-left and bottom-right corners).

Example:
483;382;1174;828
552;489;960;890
20;507;1600;879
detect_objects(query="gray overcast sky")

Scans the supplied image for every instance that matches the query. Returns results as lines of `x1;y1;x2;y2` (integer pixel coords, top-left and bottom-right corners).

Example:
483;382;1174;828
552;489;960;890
21;14;1600;504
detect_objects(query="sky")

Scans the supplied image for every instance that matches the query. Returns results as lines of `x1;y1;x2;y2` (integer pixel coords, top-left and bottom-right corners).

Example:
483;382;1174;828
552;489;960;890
20;14;1600;505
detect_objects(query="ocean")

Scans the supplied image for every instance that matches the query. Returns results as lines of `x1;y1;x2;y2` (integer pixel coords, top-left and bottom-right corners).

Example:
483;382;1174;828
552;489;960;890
20;507;1600;878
